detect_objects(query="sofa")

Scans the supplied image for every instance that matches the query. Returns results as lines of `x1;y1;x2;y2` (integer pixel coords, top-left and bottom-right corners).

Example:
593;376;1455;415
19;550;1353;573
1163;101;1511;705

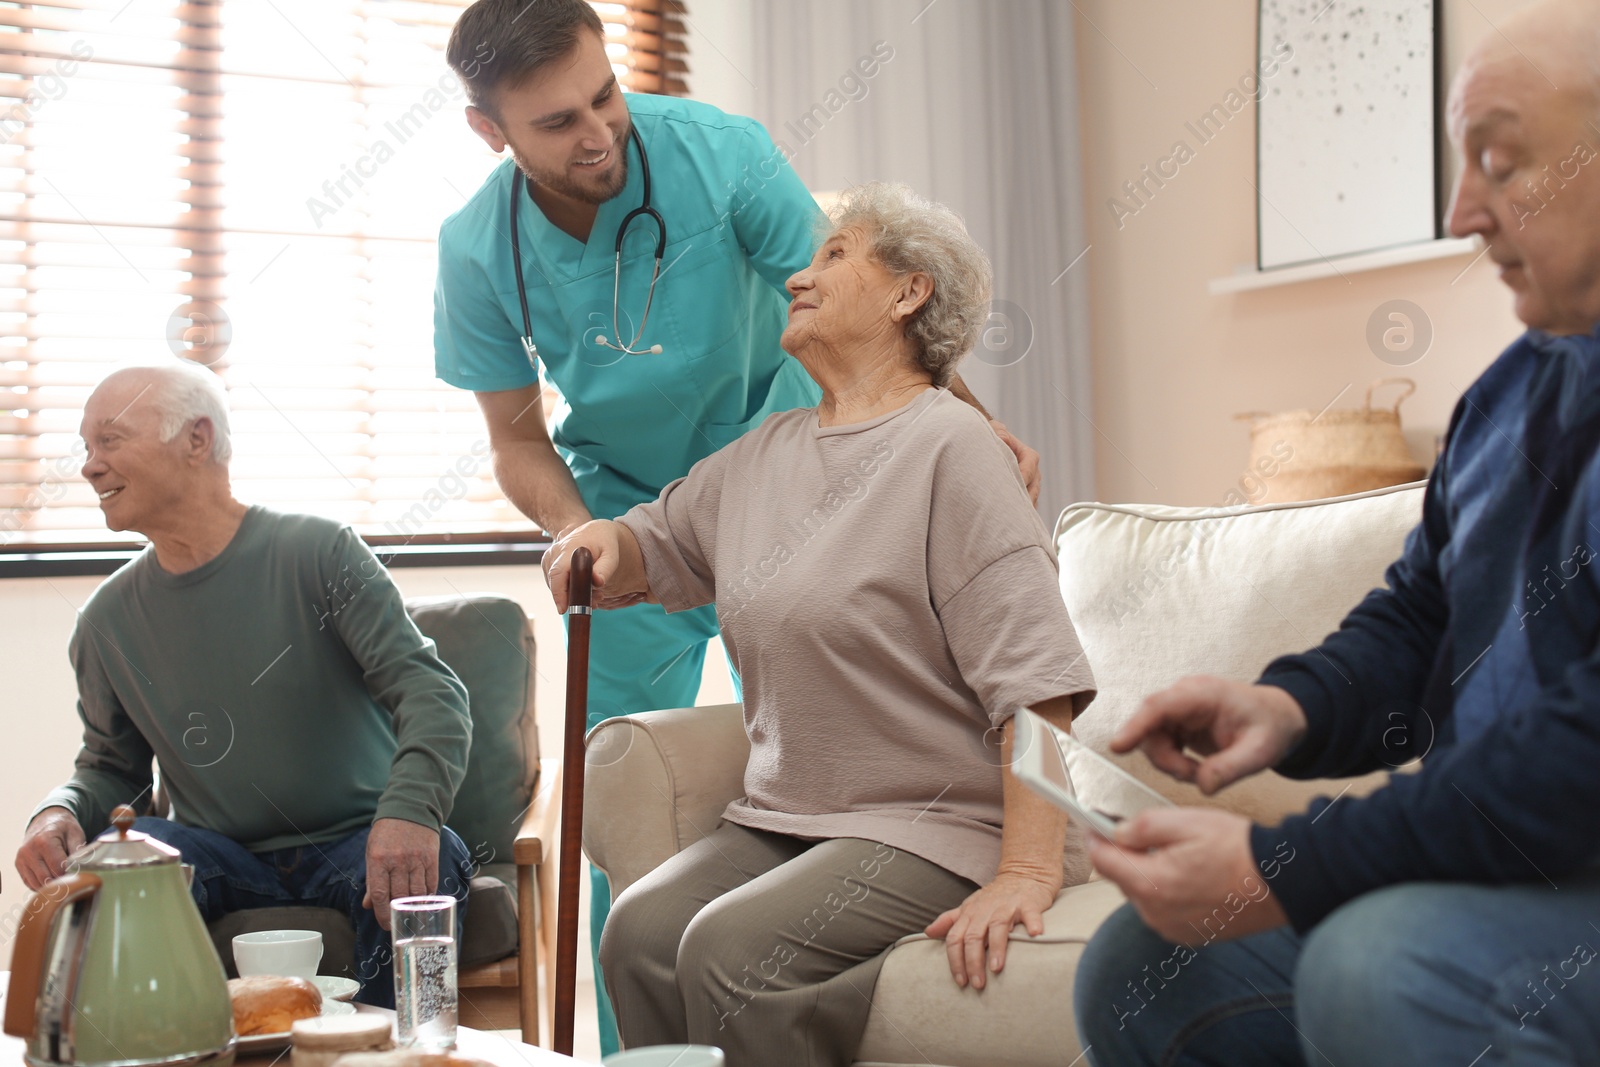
582;481;1426;1066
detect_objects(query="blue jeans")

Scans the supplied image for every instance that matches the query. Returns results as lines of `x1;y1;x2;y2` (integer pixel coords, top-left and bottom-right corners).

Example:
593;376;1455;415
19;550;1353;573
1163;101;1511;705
133;817;473;1008
1075;876;1600;1066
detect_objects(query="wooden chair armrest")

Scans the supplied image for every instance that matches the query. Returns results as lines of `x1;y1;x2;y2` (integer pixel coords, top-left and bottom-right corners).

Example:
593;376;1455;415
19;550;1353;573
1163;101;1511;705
513;758;561;867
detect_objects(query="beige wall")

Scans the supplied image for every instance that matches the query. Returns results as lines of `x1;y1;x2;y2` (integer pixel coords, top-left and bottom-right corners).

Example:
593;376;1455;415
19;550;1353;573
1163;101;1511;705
0;568;734;943
1076;0;1533;506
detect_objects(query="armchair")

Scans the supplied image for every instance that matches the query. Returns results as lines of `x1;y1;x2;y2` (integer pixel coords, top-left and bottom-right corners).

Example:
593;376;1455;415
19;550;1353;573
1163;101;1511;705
199;594;559;1046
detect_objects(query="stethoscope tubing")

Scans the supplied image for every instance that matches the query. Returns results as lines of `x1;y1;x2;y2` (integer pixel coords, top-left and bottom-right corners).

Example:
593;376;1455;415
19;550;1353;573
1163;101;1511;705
510;125;666;364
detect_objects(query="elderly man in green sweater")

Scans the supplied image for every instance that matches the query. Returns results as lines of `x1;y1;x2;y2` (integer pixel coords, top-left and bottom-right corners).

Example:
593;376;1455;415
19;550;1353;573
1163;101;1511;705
12;361;474;1007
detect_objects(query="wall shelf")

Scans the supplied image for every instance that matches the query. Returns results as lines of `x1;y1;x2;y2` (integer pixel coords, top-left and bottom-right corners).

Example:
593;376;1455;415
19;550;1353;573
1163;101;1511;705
1208;237;1484;294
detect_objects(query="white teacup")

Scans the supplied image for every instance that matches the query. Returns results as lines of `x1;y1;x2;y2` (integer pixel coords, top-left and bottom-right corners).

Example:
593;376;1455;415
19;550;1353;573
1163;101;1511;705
603;1047;724;1067
232;929;323;979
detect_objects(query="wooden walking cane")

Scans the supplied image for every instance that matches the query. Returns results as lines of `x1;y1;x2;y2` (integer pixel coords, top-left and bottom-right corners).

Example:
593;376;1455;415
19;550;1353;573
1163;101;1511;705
554;546;593;1056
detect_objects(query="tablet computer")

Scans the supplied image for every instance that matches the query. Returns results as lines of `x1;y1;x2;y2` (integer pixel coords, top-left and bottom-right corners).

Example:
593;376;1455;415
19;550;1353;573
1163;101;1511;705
1010;708;1173;838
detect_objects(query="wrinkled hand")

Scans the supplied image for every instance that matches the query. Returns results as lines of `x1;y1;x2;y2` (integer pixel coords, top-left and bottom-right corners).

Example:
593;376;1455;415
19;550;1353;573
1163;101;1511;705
991;420;1042;506
16;807;86;891
362;818;440;930
1113;676;1308;795
543;520;643;612
1087;808;1287;946
925;871;1059;990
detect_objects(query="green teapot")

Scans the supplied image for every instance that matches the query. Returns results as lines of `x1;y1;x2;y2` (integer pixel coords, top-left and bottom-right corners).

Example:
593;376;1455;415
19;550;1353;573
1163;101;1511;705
4;806;236;1067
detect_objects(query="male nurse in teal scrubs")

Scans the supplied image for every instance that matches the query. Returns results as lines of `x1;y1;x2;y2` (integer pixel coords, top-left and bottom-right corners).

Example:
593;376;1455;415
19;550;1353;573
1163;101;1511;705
433;0;1040;1052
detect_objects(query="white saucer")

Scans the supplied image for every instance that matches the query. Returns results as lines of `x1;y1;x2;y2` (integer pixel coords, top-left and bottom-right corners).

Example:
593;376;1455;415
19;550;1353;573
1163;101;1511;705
236;998;358;1053
310;975;361;1003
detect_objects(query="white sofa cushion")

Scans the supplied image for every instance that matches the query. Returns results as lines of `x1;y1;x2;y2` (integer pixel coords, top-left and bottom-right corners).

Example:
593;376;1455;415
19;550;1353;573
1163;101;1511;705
1053;482;1426;830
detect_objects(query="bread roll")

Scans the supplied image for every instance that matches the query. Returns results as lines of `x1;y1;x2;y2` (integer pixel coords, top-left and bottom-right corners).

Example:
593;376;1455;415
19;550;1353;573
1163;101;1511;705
229;975;323;1035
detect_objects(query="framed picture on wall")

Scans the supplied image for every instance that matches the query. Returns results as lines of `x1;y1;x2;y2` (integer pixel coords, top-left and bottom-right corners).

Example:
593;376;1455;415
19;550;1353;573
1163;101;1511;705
1256;0;1439;269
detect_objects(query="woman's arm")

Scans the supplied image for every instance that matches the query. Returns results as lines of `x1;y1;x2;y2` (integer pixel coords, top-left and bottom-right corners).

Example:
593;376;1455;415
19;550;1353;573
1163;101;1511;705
995;695;1073;887
926;692;1079;990
545;519;653;613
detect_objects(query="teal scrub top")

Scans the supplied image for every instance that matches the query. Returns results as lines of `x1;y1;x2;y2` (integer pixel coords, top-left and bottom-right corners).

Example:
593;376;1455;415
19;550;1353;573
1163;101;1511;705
433;94;824;520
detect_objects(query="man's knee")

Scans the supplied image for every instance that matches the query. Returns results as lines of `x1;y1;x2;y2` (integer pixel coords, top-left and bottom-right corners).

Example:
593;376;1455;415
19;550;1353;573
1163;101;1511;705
1296;884;1480;1040
130;817;238;914
1075;903;1178;1049
129;816;238;869
131;816;197;848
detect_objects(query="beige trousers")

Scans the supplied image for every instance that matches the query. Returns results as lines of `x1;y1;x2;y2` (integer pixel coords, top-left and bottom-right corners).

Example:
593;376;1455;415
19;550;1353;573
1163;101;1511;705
599;821;976;1067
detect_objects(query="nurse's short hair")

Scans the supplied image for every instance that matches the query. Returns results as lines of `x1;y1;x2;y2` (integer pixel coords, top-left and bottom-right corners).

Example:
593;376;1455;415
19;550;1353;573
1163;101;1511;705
826;183;993;388
447;0;605;118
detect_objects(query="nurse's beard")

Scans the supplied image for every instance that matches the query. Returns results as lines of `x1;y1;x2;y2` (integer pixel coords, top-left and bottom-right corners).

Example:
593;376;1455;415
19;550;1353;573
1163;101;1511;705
511;138;629;206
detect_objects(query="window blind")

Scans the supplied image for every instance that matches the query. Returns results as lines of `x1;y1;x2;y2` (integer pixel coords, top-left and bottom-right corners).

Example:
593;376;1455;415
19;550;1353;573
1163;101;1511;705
0;0;689;547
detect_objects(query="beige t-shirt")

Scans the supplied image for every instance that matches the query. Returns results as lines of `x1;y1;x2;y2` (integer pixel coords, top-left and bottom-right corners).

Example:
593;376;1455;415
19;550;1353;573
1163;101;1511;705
618;386;1096;885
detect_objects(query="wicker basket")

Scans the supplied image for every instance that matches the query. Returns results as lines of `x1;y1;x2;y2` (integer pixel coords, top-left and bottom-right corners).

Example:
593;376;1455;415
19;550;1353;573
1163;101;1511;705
1235;378;1427;504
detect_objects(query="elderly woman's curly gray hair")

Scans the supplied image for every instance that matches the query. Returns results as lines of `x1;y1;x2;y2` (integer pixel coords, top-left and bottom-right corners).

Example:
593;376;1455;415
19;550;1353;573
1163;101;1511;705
825;183;993;387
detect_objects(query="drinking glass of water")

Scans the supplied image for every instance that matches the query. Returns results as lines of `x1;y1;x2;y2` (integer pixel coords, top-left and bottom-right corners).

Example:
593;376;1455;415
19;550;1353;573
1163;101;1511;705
392;895;458;1051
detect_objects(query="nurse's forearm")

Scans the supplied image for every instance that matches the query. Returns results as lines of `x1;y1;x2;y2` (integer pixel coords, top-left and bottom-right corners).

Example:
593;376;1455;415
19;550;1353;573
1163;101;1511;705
490;440;593;537
948;374;992;420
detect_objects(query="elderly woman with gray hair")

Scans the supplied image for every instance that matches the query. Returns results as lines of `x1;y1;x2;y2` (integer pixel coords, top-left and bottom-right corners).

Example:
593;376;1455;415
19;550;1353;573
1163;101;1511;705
547;183;1096;1067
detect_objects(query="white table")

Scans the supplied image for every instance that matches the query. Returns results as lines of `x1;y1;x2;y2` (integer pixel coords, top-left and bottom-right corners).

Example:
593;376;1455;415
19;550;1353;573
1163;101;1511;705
0;977;600;1067
243;1005;599;1067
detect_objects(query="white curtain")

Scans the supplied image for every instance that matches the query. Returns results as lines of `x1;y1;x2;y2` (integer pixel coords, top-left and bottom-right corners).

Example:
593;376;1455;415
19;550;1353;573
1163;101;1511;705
749;0;1095;519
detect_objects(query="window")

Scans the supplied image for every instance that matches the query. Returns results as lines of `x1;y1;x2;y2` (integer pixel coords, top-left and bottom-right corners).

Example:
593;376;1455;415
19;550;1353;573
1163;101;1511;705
0;0;689;549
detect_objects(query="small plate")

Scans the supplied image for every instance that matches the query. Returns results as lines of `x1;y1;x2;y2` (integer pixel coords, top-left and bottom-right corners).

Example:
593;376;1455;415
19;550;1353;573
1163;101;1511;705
310;976;361;1003
236;998;358;1053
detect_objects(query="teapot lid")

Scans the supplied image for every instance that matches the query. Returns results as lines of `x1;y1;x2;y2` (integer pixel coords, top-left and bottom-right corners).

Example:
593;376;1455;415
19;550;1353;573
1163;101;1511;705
75;805;181;870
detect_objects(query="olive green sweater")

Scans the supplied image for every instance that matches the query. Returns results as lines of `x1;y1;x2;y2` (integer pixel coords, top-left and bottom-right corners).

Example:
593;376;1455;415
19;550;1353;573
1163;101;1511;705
37;507;471;850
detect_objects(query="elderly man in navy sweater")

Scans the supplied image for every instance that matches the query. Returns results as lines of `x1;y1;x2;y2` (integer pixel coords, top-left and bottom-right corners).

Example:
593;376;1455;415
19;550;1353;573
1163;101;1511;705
1074;2;1600;1064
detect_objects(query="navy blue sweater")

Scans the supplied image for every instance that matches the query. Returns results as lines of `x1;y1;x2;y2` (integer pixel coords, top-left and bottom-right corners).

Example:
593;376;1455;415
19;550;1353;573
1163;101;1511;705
1251;323;1600;932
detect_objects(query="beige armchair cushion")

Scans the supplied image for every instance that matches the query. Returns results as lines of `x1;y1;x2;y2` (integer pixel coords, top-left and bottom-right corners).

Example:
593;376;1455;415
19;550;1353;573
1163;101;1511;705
584;703;749;896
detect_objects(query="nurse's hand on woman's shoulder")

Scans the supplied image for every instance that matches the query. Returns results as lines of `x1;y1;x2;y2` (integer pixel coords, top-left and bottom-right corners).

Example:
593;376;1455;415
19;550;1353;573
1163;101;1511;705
544;519;653;613
990;420;1041;505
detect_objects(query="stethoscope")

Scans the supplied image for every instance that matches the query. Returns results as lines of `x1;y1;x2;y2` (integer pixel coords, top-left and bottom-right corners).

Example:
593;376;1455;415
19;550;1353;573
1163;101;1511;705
510;125;666;363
